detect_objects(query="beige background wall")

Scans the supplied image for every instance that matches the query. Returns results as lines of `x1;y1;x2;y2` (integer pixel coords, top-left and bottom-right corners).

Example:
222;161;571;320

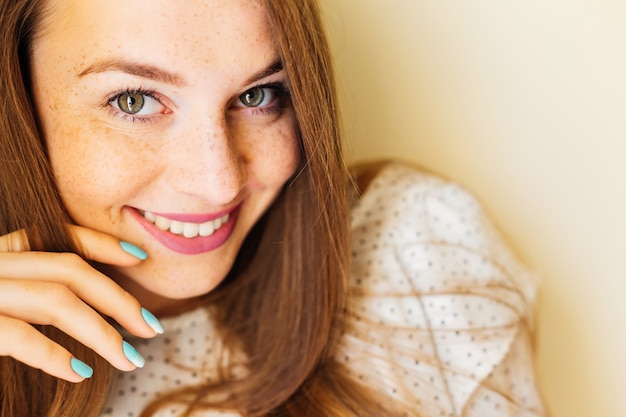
321;1;626;416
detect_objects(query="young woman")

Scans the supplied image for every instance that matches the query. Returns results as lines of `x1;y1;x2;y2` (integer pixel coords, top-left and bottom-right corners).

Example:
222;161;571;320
0;0;546;416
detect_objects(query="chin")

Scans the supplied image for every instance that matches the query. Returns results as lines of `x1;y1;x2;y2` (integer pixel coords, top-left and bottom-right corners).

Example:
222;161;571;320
102;260;229;312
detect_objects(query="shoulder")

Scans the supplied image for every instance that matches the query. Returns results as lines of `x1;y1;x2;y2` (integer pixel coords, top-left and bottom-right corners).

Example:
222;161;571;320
352;160;505;254
340;161;543;415
350;161;538;298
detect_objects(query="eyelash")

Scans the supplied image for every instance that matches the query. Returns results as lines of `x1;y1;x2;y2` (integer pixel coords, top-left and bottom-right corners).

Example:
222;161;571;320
102;82;291;124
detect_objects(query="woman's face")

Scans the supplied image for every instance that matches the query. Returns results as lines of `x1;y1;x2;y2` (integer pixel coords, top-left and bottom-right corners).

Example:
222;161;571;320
30;0;300;312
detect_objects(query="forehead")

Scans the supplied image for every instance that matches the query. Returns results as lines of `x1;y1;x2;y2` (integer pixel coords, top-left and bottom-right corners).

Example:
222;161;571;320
35;0;275;80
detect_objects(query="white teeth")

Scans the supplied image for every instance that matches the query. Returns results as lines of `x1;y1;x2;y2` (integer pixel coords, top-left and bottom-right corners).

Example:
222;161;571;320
155;215;171;231
199;221;215;237
183;222;199;238
142;211;230;239
169;220;184;235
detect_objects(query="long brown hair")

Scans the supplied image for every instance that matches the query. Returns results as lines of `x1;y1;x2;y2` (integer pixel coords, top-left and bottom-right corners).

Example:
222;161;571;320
0;0;392;415
0;1;116;416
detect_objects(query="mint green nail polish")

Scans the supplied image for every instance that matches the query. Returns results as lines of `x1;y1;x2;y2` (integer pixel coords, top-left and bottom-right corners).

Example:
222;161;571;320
141;307;164;334
122;340;145;368
70;357;93;379
120;241;147;260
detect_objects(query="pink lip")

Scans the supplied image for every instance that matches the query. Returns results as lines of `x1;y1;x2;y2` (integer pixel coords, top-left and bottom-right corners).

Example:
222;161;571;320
129;204;241;255
142;209;233;224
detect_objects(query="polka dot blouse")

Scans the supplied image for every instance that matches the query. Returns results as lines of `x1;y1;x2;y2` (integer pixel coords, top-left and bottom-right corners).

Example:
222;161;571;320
101;162;545;416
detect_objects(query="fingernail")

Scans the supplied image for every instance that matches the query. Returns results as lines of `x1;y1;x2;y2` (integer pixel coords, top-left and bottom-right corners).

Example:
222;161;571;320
70;357;93;379
122;340;145;368
120;241;148;260
141;307;164;334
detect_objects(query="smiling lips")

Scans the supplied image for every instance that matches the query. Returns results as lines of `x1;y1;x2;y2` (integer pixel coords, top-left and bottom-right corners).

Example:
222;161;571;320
133;206;240;255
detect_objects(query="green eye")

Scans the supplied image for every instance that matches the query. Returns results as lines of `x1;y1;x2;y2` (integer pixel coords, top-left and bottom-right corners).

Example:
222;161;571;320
239;87;266;107
117;93;145;114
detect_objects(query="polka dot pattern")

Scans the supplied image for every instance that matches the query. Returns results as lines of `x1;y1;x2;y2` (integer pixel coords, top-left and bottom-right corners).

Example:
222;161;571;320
101;162;544;416
101;308;242;417
336;162;544;416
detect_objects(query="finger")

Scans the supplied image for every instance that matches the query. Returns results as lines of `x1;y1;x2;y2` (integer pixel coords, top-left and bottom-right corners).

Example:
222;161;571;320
0;278;144;372
69;225;148;267
0;252;162;338
0;225;147;267
0;316;91;383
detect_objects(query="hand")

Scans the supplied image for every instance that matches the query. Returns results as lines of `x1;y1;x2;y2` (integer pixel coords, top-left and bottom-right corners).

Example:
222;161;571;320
0;226;161;382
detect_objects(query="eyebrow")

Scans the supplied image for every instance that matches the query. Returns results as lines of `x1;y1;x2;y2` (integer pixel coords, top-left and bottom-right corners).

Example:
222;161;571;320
78;58;284;88
245;60;283;85
78;59;187;87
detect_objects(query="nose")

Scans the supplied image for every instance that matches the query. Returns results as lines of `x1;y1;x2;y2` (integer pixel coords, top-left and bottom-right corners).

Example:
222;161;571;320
164;115;247;206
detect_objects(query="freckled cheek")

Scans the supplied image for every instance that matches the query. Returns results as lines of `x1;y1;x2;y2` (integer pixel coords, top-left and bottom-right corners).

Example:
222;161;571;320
44;122;139;218
249;120;301;187
34;87;107;201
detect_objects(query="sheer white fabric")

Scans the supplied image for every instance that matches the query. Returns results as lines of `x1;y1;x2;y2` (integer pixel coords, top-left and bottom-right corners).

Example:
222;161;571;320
336;162;544;416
